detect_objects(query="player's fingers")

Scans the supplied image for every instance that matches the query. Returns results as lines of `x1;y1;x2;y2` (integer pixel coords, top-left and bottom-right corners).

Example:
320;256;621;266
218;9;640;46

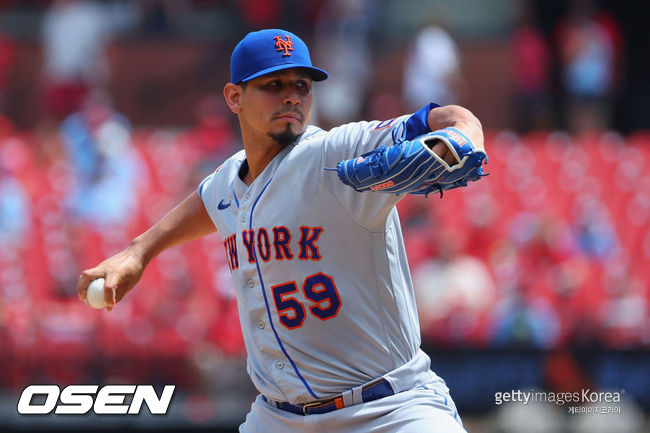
431;141;458;166
103;284;117;309
104;273;122;309
104;272;120;291
113;279;138;306
107;284;130;312
104;281;118;312
104;273;138;310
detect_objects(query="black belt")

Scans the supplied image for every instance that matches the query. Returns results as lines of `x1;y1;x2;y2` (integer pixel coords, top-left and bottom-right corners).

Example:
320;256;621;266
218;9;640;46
263;378;394;416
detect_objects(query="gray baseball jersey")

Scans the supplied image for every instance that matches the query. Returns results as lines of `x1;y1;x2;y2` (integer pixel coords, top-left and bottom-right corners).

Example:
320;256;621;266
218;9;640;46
198;104;441;405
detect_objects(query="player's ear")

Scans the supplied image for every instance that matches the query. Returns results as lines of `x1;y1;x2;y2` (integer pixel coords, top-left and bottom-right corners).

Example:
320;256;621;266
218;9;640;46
223;82;243;114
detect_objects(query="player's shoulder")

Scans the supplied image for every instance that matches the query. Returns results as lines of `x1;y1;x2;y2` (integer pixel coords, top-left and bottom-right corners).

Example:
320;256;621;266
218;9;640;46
320;115;413;154
198;149;245;198
332;116;410;136
296;125;327;144
300;117;408;141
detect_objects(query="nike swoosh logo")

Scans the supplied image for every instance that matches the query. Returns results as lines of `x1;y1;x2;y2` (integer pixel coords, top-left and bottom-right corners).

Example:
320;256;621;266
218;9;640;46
218;199;231;210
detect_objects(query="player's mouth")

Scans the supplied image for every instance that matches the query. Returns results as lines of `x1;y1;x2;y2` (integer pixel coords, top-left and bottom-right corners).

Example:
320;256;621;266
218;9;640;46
273;110;303;122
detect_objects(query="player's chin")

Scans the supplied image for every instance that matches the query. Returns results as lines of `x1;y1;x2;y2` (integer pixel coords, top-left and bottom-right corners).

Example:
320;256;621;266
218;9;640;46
268;123;304;146
273;118;304;130
275;121;305;135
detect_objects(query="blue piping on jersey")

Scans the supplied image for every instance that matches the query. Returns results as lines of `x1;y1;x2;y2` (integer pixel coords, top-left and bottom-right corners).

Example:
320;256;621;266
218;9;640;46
232;186;240;209
432;388;463;427
249;177;320;400
197;173;212;198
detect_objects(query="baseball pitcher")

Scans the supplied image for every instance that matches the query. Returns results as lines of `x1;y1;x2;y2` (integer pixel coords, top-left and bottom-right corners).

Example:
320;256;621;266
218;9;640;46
78;29;487;433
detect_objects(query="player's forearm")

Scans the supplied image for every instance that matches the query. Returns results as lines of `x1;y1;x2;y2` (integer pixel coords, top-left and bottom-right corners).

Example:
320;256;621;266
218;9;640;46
129;190;217;266
427;105;484;150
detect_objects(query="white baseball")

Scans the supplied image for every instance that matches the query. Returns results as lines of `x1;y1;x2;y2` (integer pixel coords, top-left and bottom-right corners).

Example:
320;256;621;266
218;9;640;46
86;278;112;309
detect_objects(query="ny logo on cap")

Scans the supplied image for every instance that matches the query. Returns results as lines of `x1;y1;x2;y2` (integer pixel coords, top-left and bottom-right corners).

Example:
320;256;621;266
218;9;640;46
274;35;293;57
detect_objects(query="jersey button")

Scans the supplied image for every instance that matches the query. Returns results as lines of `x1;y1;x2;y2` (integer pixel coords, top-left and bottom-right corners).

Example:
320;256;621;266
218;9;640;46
245;193;250;200
275;361;284;369
240;214;246;223
247;280;255;288
256;321;265;329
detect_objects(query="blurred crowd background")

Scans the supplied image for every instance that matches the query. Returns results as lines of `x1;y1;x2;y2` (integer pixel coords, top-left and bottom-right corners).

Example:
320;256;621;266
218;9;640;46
0;0;649;432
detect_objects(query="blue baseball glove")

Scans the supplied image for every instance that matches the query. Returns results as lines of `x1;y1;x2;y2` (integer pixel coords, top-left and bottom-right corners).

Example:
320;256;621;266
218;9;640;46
335;127;488;197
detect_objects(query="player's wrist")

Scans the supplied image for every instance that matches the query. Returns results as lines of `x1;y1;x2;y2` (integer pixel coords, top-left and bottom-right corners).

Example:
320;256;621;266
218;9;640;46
427;105;481;134
127;236;155;267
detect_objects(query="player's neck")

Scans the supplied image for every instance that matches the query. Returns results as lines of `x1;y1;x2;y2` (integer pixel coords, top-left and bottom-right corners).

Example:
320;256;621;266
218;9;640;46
241;139;285;185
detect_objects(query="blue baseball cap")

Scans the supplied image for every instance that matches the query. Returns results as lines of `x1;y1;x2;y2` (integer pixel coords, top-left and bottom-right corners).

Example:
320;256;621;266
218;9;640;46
230;29;328;84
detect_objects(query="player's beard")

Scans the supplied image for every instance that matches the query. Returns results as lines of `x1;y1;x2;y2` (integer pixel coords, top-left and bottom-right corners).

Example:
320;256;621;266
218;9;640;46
268;123;302;147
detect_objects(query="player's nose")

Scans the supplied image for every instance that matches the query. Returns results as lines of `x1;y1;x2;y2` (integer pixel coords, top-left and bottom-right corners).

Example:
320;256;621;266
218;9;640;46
281;84;304;106
282;91;301;105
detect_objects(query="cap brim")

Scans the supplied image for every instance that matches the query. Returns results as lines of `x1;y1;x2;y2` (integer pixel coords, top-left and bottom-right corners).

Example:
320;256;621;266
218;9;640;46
239;64;328;83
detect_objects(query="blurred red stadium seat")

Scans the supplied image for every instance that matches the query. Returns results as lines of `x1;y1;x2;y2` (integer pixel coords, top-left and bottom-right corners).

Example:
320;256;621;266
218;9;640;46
2;128;648;377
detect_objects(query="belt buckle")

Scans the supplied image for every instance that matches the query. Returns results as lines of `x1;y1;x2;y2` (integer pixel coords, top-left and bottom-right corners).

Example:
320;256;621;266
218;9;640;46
301;400;324;415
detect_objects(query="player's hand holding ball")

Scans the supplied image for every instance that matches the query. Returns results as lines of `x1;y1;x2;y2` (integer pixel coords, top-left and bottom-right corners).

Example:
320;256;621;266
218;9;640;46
78;246;147;311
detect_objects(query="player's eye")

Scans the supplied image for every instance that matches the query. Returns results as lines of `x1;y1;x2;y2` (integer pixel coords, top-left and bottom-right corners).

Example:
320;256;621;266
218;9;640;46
296;80;311;94
265;80;282;90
